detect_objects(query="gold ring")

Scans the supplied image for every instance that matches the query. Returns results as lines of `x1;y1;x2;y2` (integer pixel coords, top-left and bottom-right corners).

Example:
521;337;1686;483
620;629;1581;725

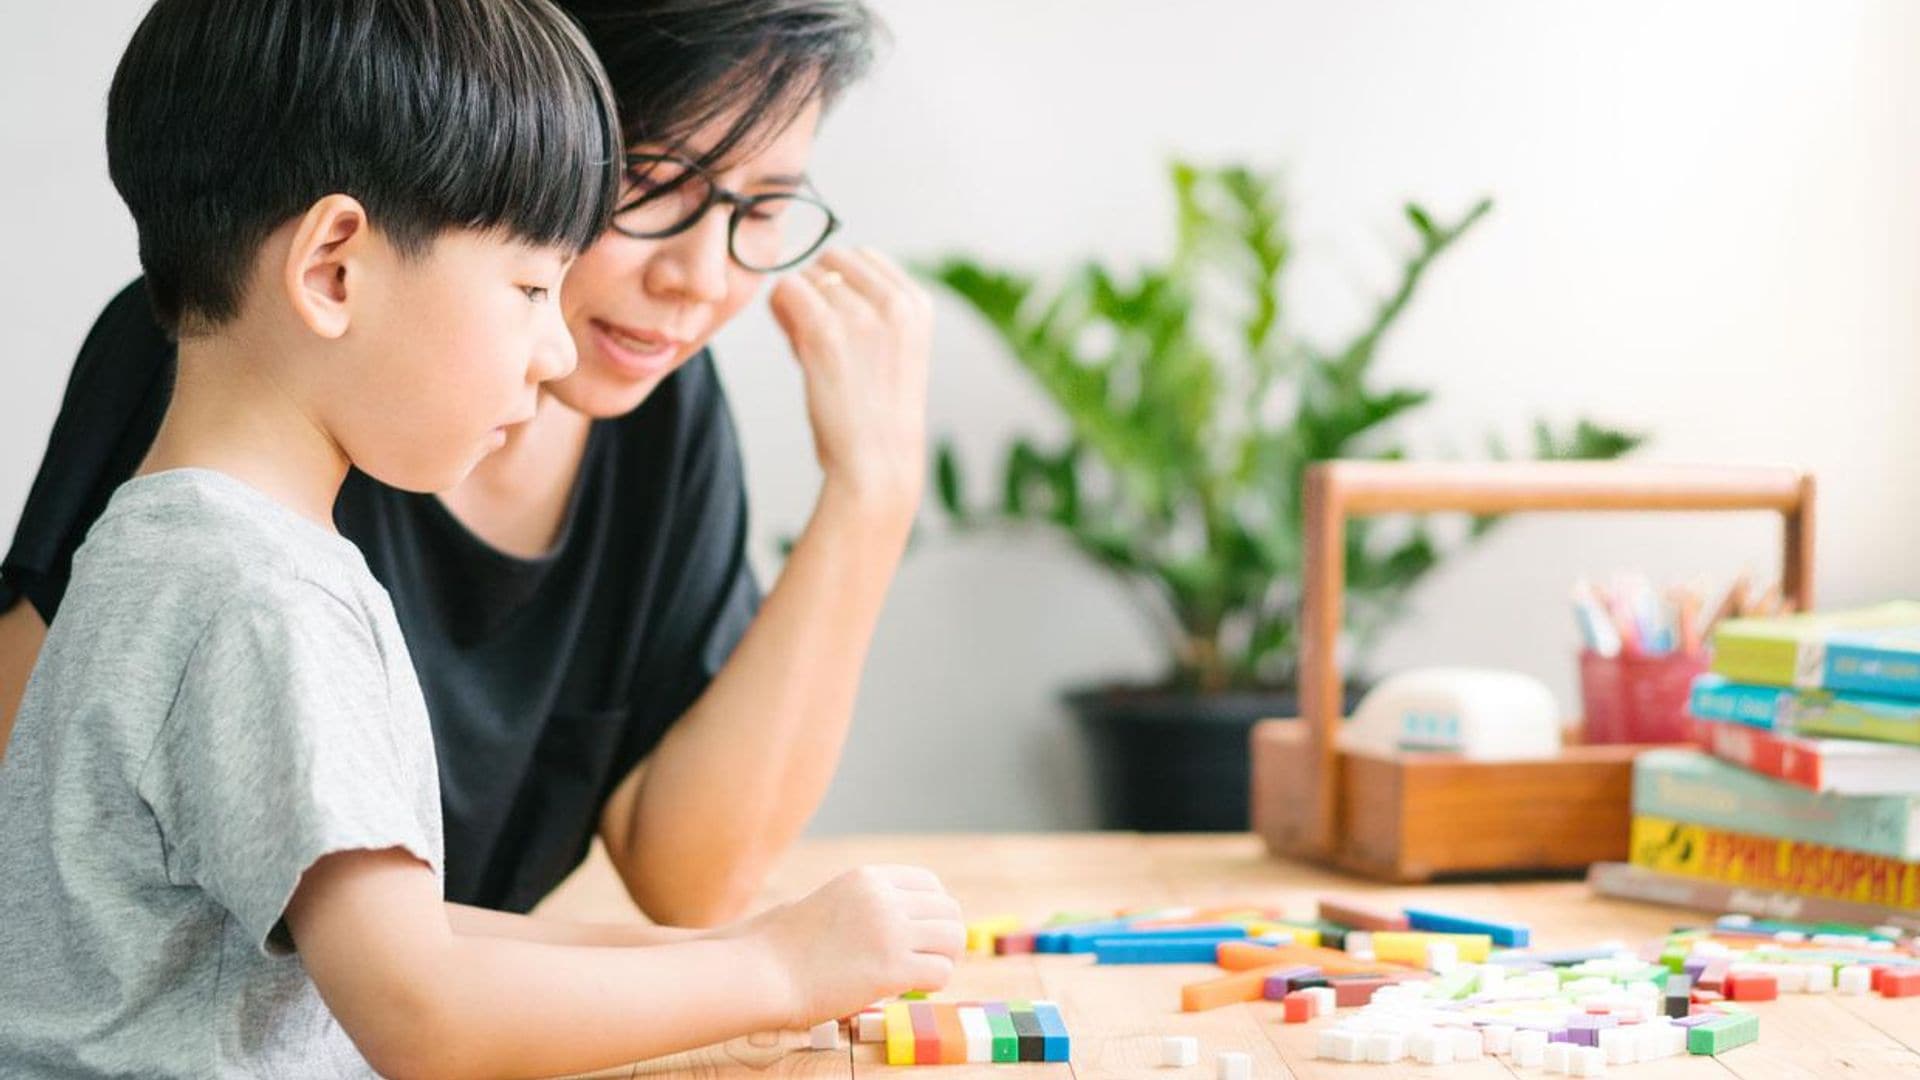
818;270;845;287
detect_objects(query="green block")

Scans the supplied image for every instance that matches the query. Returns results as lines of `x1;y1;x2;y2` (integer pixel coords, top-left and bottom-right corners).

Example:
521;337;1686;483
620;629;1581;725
1437;969;1478;999
1687;1012;1759;1055
985;1007;1019;1063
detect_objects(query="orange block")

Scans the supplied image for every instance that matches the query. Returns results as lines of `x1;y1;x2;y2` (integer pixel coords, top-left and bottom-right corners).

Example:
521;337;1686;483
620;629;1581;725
1215;940;1412;976
933;1004;967;1064
1181;966;1281;1012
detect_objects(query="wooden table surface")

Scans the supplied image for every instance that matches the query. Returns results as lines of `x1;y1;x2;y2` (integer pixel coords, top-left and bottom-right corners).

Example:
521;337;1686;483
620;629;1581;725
532;834;1920;1079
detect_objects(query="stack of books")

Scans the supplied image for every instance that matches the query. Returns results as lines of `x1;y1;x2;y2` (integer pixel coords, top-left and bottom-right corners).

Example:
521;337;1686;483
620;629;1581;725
1591;602;1920;930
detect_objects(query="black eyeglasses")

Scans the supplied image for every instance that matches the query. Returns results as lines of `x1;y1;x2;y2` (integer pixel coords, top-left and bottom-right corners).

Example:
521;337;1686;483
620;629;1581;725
610;152;840;272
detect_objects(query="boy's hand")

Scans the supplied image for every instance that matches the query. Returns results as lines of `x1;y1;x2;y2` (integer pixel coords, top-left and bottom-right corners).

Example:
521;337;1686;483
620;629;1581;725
767;248;932;525
730;864;964;1029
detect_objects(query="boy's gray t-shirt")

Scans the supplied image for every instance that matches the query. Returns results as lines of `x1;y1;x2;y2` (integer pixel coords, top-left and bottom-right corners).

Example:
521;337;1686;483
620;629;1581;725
0;469;445;1077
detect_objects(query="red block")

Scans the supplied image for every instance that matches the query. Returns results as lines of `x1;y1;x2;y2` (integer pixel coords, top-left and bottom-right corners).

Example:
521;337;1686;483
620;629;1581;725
1329;975;1395;1008
996;931;1038;955
1282;994;1313;1023
1881;969;1920;998
1689;989;1724;1005
1723;972;1778;1002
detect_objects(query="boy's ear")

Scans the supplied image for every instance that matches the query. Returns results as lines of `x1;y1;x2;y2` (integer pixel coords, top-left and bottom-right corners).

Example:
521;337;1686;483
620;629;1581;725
283;195;371;340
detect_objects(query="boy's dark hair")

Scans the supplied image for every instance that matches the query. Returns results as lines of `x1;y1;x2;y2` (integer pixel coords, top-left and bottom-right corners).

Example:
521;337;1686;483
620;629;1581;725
107;0;623;337
558;0;881;171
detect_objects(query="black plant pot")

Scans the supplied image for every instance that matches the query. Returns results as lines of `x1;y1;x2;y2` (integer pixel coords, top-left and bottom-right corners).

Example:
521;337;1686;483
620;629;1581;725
1067;683;1368;832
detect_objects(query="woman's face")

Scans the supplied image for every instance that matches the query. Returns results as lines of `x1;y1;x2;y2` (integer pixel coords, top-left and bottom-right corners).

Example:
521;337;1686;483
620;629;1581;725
550;100;824;418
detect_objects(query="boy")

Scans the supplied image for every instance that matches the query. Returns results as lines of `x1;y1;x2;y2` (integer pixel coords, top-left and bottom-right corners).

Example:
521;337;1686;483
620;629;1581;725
0;1;962;1076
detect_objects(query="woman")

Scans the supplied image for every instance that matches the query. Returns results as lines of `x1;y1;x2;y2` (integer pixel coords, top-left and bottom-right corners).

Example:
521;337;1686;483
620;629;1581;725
0;0;929;926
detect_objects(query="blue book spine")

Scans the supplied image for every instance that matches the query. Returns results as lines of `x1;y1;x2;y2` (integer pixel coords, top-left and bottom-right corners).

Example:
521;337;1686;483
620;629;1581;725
1826;640;1920;700
1091;938;1225;964
1633;749;1920;860
1686;676;1788;729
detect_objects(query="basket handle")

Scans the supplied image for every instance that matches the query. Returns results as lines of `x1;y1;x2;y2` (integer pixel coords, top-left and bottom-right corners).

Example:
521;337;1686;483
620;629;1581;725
1295;461;1817;858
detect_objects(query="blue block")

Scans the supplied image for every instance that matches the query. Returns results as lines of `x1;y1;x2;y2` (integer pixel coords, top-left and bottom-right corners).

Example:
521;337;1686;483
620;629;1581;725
1092;938;1224;964
1032;1001;1071;1062
1057;923;1247;954
1035;919;1133;953
1404;907;1531;947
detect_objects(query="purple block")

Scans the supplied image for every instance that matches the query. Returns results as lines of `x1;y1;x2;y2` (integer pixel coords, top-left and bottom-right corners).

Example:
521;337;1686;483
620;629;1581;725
1259;966;1321;1001
1675;1013;1717;1028
1684;958;1710;980
1548;1029;1575;1044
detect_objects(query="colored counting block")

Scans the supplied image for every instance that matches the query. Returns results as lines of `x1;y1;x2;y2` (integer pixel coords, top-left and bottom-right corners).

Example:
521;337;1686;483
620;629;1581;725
1215;1050;1251;1080
1183;968;1276;1012
1032;1001;1071;1062
1363;1031;1406;1063
1425;940;1459;974
1569;1046;1608;1076
909;1003;939;1065
1723;972;1777;1001
1282;993;1313;1023
1838;964;1874;995
994;930;1038;955
1881;969;1920;998
1072;923;1249;953
1687;1011;1759;1055
808;1020;840;1051
983;1004;1019;1064
1094;938;1232;964
966;915;1024;954
1597;1027;1634;1065
1299;986;1336;1017
1408;1028;1453;1066
1317;1027;1365;1062
1162;1035;1199;1067
1035;918;1131;953
1449;1027;1483;1061
884;1003;914;1066
1009;1003;1045;1062
855;1010;885;1044
1372;931;1492;964
1328;974;1397;1007
1480;1023;1514;1055
1796;963;1834;994
1318;896;1411;931
1663;973;1693;1018
1542;1041;1573;1073
1259;965;1320;1000
1511;1028;1548;1067
958;1007;992;1064
934;1005;967;1064
1404;906;1532;947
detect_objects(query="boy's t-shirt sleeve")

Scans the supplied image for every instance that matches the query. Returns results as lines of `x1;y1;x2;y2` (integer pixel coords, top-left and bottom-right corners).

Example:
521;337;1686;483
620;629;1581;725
0;279;175;621
137;579;440;957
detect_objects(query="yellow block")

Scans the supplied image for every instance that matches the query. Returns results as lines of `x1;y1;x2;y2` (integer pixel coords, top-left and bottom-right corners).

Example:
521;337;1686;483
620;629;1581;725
884;1002;914;1066
965;915;1025;954
1371;930;1492;964
1246;921;1318;948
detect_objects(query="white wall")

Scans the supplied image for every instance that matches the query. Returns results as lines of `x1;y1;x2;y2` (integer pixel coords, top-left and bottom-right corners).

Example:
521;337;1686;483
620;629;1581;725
5;2;1915;833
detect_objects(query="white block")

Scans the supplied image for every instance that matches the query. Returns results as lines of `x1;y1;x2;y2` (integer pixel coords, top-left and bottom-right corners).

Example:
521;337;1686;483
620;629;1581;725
854;1011;885;1044
1162;1035;1199;1067
1300;986;1336;1017
1774;929;1807;943
1570;1046;1608;1076
1215;1050;1251;1080
1474;963;1507;992
1839;964;1875;995
1633;1023;1668;1063
1364;1031;1406;1063
1543;1041;1573;1074
958;1007;991;1064
1316;1029;1365;1063
1449;1027;1483;1061
1598;1027;1634;1066
808;1020;840;1051
1425;940;1459;974
1511;1029;1548;1067
1869;939;1896;952
1408;1028;1454;1066
1481;1023;1514;1054
1797;963;1834;993
1345;930;1373;955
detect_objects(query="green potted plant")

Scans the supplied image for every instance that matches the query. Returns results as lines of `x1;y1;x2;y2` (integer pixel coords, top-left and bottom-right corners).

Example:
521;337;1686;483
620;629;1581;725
923;161;1644;831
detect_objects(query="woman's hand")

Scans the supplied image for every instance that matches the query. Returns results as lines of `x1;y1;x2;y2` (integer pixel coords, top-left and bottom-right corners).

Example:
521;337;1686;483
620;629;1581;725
768;247;932;524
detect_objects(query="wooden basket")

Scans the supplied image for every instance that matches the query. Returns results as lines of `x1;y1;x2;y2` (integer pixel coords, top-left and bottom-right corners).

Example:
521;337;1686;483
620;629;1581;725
1251;461;1816;881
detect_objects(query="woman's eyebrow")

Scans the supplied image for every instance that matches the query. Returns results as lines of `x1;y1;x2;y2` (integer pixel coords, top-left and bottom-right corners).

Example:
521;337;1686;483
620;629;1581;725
751;171;810;188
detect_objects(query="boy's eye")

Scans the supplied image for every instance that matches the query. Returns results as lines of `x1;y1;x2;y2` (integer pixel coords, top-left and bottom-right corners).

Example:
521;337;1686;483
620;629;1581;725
521;285;551;303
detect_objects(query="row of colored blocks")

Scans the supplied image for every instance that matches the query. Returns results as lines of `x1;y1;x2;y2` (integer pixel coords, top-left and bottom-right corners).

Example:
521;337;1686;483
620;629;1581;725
964;899;1530;958
860;1000;1069;1065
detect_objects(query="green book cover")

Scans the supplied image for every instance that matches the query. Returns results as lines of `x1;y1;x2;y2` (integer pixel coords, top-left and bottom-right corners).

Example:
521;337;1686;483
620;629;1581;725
1712;602;1920;697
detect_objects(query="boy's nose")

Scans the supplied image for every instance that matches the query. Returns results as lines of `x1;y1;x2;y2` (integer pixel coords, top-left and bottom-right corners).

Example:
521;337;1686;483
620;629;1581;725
532;306;578;384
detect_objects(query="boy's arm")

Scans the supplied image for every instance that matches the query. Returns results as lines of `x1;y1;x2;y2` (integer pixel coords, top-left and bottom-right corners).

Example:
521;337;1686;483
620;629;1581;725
444;901;700;947
288;847;961;1080
0;600;48;761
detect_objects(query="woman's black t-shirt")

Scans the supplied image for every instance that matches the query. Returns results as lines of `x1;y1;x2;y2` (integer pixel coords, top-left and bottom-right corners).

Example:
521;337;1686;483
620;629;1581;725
1;279;762;912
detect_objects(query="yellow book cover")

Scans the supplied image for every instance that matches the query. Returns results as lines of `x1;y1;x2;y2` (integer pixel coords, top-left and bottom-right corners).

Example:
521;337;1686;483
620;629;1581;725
1629;815;1920;910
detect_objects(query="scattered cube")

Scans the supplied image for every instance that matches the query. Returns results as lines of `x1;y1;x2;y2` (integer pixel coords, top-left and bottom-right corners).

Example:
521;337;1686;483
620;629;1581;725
1215;1050;1251;1080
1316;1028;1365;1063
1481;1023;1514;1055
1881;969;1920;998
855;1010;886;1044
1598;1027;1634;1066
1723;972;1777;1001
1300;986;1336;1017
1569;1045;1609;1076
1363;1031;1406;1063
1511;1029;1548;1068
1838;965;1875;995
1425;940;1460;974
1543;1041;1573;1073
1449;1027;1483;1061
808;1020;840;1051
1162;1035;1199;1068
1282;994;1313;1024
1409;1028;1454;1066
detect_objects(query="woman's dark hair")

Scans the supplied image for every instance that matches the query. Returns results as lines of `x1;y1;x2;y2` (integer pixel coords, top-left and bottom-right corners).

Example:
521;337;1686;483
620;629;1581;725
107;0;623;337
558;0;881;170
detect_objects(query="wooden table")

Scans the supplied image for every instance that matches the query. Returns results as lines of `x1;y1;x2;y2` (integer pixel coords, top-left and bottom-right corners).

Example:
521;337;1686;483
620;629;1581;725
533;834;1920;1079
